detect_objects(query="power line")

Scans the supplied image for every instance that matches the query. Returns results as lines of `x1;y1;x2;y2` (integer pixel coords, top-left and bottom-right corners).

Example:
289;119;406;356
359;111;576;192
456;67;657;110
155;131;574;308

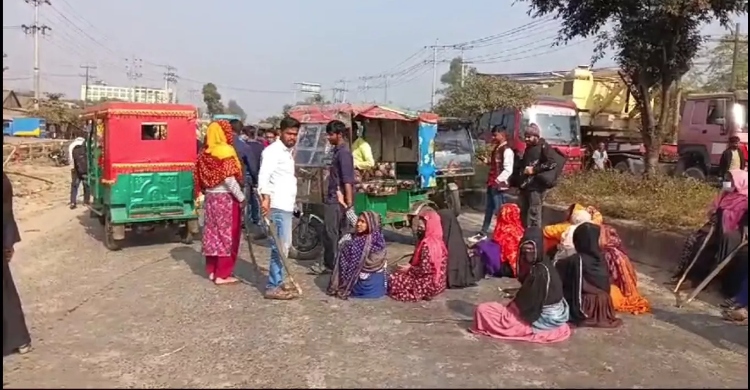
162;65;178;103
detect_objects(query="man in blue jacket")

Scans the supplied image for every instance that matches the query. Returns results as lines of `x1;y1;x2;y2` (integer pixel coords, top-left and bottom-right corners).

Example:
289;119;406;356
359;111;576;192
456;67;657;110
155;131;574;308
241;125;264;227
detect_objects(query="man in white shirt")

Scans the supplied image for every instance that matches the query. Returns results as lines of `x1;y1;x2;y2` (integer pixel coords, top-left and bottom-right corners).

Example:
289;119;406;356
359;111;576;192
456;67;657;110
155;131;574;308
257;117;300;300
592;142;609;170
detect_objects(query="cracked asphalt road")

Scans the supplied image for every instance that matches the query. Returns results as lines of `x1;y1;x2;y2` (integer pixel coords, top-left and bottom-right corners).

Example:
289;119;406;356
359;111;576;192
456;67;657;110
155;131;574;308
2;202;747;389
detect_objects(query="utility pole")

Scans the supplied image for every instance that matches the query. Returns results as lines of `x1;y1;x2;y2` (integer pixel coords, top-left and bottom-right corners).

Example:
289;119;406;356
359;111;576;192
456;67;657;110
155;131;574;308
125;56;143;102
80;63;97;107
383;75;389;104
459;47;466;88
730;22;742;91
22;0;51;110
163;65;178;103
332;79;349;103
426;39;440;110
188;88;200;105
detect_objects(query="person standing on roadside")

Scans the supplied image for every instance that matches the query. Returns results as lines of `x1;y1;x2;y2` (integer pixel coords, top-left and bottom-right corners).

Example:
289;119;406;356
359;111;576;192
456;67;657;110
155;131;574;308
258;117;301;300
592;142;609;171
719;135;747;178
473;126;514;240
518;124;559;228
241;125;264;228
3;172;32;357
69;140;91;209
311;120;356;275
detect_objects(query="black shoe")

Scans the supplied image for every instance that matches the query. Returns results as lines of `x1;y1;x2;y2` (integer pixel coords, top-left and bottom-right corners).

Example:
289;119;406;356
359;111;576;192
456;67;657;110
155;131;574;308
69;204;77;210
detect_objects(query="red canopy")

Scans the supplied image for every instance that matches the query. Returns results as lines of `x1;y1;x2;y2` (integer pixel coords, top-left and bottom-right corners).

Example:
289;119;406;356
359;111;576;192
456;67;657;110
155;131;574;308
287;103;438;124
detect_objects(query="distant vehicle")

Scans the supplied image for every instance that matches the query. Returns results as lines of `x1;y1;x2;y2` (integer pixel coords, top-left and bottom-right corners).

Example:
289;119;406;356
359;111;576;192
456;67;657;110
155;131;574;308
476;96;584;173
3;117;47;137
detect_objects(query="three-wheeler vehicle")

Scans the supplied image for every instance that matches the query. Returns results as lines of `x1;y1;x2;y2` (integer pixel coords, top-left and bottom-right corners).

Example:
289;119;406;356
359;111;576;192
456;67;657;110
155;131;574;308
82;102;201;250
285;103;451;259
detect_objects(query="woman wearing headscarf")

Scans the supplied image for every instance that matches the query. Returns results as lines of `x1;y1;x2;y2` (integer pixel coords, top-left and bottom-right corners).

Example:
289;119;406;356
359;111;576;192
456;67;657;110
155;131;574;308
552;208;593;262
327;211;388;299
473;203;524;278
600;224;651;315
3;172;32;356
556;222;623;328
669;169;748;301
388;210;448;302
194;120;246;285
439;209;484;288
543;203;603;254
471;228;571;343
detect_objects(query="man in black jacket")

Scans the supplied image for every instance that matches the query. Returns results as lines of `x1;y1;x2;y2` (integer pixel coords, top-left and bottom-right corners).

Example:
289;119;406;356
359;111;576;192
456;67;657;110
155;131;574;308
69;143;90;209
518;124;558;228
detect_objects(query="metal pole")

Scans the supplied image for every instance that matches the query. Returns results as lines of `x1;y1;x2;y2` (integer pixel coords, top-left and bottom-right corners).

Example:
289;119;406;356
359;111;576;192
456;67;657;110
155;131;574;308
80;64;96;107
430;39;438;110
342;79;348;103
460;47;466;88
729;22;741;91
33;1;40;110
383;76;388;104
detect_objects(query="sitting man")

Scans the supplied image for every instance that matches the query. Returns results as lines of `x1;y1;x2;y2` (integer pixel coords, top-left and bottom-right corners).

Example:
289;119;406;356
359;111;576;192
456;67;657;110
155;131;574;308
351;122;375;170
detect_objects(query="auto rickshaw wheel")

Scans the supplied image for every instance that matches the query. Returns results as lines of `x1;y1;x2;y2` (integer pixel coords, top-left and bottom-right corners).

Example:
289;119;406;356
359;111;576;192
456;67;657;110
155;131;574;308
103;212;122;251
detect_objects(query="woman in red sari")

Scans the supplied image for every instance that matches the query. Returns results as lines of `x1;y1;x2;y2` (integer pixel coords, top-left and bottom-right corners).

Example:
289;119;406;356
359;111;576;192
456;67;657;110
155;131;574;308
492;203;525;277
194;120;246;285
388;210;448;302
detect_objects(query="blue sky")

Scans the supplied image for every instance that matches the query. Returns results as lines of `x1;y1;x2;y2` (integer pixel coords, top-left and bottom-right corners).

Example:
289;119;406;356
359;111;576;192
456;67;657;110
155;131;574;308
3;0;747;121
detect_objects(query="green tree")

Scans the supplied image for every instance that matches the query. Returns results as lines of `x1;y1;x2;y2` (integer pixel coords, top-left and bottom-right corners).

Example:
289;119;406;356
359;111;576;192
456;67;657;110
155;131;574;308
31;92;83;138
226;99;247;121
689;33;748;92
439;57;477;89
201;83;225;116
434;74;536;118
523;0;747;176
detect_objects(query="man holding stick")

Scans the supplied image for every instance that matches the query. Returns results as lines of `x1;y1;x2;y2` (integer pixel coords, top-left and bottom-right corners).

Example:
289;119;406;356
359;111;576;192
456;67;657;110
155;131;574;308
258;117;301;300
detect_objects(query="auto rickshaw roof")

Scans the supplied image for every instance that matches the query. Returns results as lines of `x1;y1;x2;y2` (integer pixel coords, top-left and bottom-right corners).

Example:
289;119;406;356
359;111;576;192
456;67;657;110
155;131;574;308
286;103;439;124
81;102;198;119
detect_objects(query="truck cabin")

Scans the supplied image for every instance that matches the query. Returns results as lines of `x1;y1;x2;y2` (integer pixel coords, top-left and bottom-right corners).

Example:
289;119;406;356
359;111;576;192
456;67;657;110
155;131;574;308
477;97;583;171
678;90;748;170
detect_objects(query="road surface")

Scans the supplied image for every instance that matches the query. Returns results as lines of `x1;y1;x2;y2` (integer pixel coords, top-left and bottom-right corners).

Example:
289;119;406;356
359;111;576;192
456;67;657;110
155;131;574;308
2;202;747;388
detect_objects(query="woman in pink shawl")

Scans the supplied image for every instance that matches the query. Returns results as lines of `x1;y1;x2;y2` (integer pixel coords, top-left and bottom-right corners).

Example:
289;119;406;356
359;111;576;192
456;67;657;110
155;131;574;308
388;210;448;302
670;169;748;300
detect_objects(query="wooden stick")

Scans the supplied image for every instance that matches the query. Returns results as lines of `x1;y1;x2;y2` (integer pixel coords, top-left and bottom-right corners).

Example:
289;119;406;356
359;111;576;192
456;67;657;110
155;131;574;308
680;239;748;307
256;192;302;296
674;224;716;293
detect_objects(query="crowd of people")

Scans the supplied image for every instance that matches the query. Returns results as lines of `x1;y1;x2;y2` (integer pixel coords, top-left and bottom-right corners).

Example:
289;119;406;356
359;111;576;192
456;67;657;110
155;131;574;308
3;118;747;358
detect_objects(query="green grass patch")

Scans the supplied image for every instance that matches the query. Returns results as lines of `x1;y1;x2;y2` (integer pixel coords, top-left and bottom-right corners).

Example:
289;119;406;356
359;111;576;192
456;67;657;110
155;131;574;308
547;171;717;231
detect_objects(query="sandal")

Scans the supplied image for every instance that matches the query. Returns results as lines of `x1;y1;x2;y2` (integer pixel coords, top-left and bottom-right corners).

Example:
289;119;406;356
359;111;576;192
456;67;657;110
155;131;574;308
264;288;295;300
721;308;748;324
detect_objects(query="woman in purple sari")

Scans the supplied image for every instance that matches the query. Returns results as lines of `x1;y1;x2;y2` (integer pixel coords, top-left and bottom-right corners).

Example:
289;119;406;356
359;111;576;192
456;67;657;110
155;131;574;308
327;211;388;299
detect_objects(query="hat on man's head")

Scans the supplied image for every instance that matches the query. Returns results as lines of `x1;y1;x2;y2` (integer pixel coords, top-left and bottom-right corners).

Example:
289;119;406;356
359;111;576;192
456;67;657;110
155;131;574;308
526;123;540;137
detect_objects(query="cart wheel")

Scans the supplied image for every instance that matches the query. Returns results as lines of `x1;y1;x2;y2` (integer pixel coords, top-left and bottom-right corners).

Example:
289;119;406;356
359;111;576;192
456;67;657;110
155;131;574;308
179;226;193;245
104;213;122;251
446;186;461;217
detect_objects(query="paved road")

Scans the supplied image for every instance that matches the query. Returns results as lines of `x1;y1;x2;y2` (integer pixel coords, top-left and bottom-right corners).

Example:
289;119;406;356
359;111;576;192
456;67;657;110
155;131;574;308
2;206;747;388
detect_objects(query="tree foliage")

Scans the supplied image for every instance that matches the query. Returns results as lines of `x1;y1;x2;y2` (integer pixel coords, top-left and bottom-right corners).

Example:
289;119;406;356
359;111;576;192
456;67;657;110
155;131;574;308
439;57;478;89
201;83;225;116
685;33;748;92
30;92;83;138
434;74;537;118
226;99;247;121
523;0;747;176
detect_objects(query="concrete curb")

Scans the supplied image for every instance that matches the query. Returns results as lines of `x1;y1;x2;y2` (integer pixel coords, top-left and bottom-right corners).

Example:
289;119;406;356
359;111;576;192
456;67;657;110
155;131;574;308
461;190;690;271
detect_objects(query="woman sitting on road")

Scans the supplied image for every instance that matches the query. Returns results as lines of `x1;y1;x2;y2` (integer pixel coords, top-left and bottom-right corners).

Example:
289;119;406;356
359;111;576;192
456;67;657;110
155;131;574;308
552;208;592;262
473;203;524;278
556;222;623;328
388;210;448;302
439;209;484;289
327;211;388;300
543;203;603;255
194;120;246;286
471;227;572;343
669;169;748;303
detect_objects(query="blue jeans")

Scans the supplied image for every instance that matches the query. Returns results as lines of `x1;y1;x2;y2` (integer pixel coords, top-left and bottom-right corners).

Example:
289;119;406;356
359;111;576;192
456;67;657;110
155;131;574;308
244;182;260;225
70;169;90;205
266;208;293;290
480;186;505;235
